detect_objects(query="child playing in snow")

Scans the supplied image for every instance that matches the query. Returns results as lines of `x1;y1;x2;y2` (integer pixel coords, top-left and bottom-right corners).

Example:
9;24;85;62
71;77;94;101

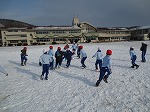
96;49;112;87
48;46;55;70
71;42;77;55
129;47;139;69
80;46;87;68
55;47;63;68
39;51;52;80
65;48;73;68
140;42;147;62
92;47;103;71
20;47;28;66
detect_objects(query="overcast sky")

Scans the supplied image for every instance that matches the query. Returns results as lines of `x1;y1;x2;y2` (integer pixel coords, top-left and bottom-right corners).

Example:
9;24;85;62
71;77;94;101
0;0;150;27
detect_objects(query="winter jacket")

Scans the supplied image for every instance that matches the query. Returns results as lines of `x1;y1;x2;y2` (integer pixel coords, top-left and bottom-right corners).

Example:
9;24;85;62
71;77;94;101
21;49;27;56
102;55;111;69
129;50;136;59
39;54;52;64
92;50;103;60
48;49;54;58
72;44;77;50
140;43;147;52
55;50;63;60
66;50;73;60
80;49;87;58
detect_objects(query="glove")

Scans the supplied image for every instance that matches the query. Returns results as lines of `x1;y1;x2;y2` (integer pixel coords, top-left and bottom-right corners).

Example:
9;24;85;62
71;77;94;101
39;62;42;66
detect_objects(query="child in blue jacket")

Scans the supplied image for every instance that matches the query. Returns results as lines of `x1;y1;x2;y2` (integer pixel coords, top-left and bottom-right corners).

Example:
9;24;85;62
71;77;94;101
129;47;139;69
92;47;103;71
96;49;112;87
48;46;54;70
80;46;87;68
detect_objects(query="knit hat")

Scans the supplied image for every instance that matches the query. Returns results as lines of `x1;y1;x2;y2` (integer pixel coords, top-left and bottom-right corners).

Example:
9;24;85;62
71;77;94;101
58;47;61;50
79;46;83;49
24;47;27;50
106;49;112;55
49;46;53;49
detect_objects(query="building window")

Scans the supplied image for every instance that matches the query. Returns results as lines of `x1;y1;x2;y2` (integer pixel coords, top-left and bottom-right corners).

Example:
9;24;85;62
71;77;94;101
36;38;50;42
143;29;148;34
8;30;18;32
21;34;27;37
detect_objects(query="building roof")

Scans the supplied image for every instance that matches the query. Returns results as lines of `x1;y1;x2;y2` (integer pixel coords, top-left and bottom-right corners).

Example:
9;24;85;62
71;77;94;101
138;25;150;29
34;26;81;30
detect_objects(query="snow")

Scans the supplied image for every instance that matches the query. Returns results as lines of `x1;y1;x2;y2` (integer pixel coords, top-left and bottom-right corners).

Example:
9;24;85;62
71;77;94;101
0;41;150;112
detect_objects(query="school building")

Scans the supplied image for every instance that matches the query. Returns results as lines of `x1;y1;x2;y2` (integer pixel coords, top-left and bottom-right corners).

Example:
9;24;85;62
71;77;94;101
0;17;149;46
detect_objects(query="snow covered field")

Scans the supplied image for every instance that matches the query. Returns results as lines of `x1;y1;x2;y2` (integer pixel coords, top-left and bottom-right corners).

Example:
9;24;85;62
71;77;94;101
0;41;150;112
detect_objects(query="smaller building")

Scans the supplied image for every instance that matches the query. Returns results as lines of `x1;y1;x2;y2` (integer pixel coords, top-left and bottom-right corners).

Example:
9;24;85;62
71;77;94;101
131;25;150;41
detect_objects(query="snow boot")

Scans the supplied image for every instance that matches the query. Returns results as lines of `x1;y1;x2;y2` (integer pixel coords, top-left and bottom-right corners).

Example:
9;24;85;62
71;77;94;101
40;75;43;80
103;75;108;83
135;65;139;69
21;62;24;66
131;66;134;68
45;77;48;80
24;60;27;65
96;80;100;87
82;65;86;69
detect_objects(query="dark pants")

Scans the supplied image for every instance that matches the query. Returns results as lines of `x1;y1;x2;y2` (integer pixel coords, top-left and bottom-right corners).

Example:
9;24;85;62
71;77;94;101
55;58;62;68
50;58;54;69
142;51;146;62
95;59;102;70
81;57;87;67
66;59;71;67
21;55;27;63
98;67;111;82
131;55;137;66
42;64;49;79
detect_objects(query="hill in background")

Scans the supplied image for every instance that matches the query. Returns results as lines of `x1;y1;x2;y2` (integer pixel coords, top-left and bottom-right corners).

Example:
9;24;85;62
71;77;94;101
0;19;34;28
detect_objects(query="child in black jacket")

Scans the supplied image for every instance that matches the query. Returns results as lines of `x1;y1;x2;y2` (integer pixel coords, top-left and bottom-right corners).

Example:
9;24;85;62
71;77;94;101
65;49;73;67
55;47;63;68
21;47;28;66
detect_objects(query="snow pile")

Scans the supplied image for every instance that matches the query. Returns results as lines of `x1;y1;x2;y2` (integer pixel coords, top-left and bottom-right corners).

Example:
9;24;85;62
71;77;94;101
0;41;150;112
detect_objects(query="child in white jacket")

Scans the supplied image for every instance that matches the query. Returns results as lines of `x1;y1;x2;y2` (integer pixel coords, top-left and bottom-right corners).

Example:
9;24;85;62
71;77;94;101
92;47;103;71
39;52;52;80
129;47;139;69
96;49;112;87
80;46;87;68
